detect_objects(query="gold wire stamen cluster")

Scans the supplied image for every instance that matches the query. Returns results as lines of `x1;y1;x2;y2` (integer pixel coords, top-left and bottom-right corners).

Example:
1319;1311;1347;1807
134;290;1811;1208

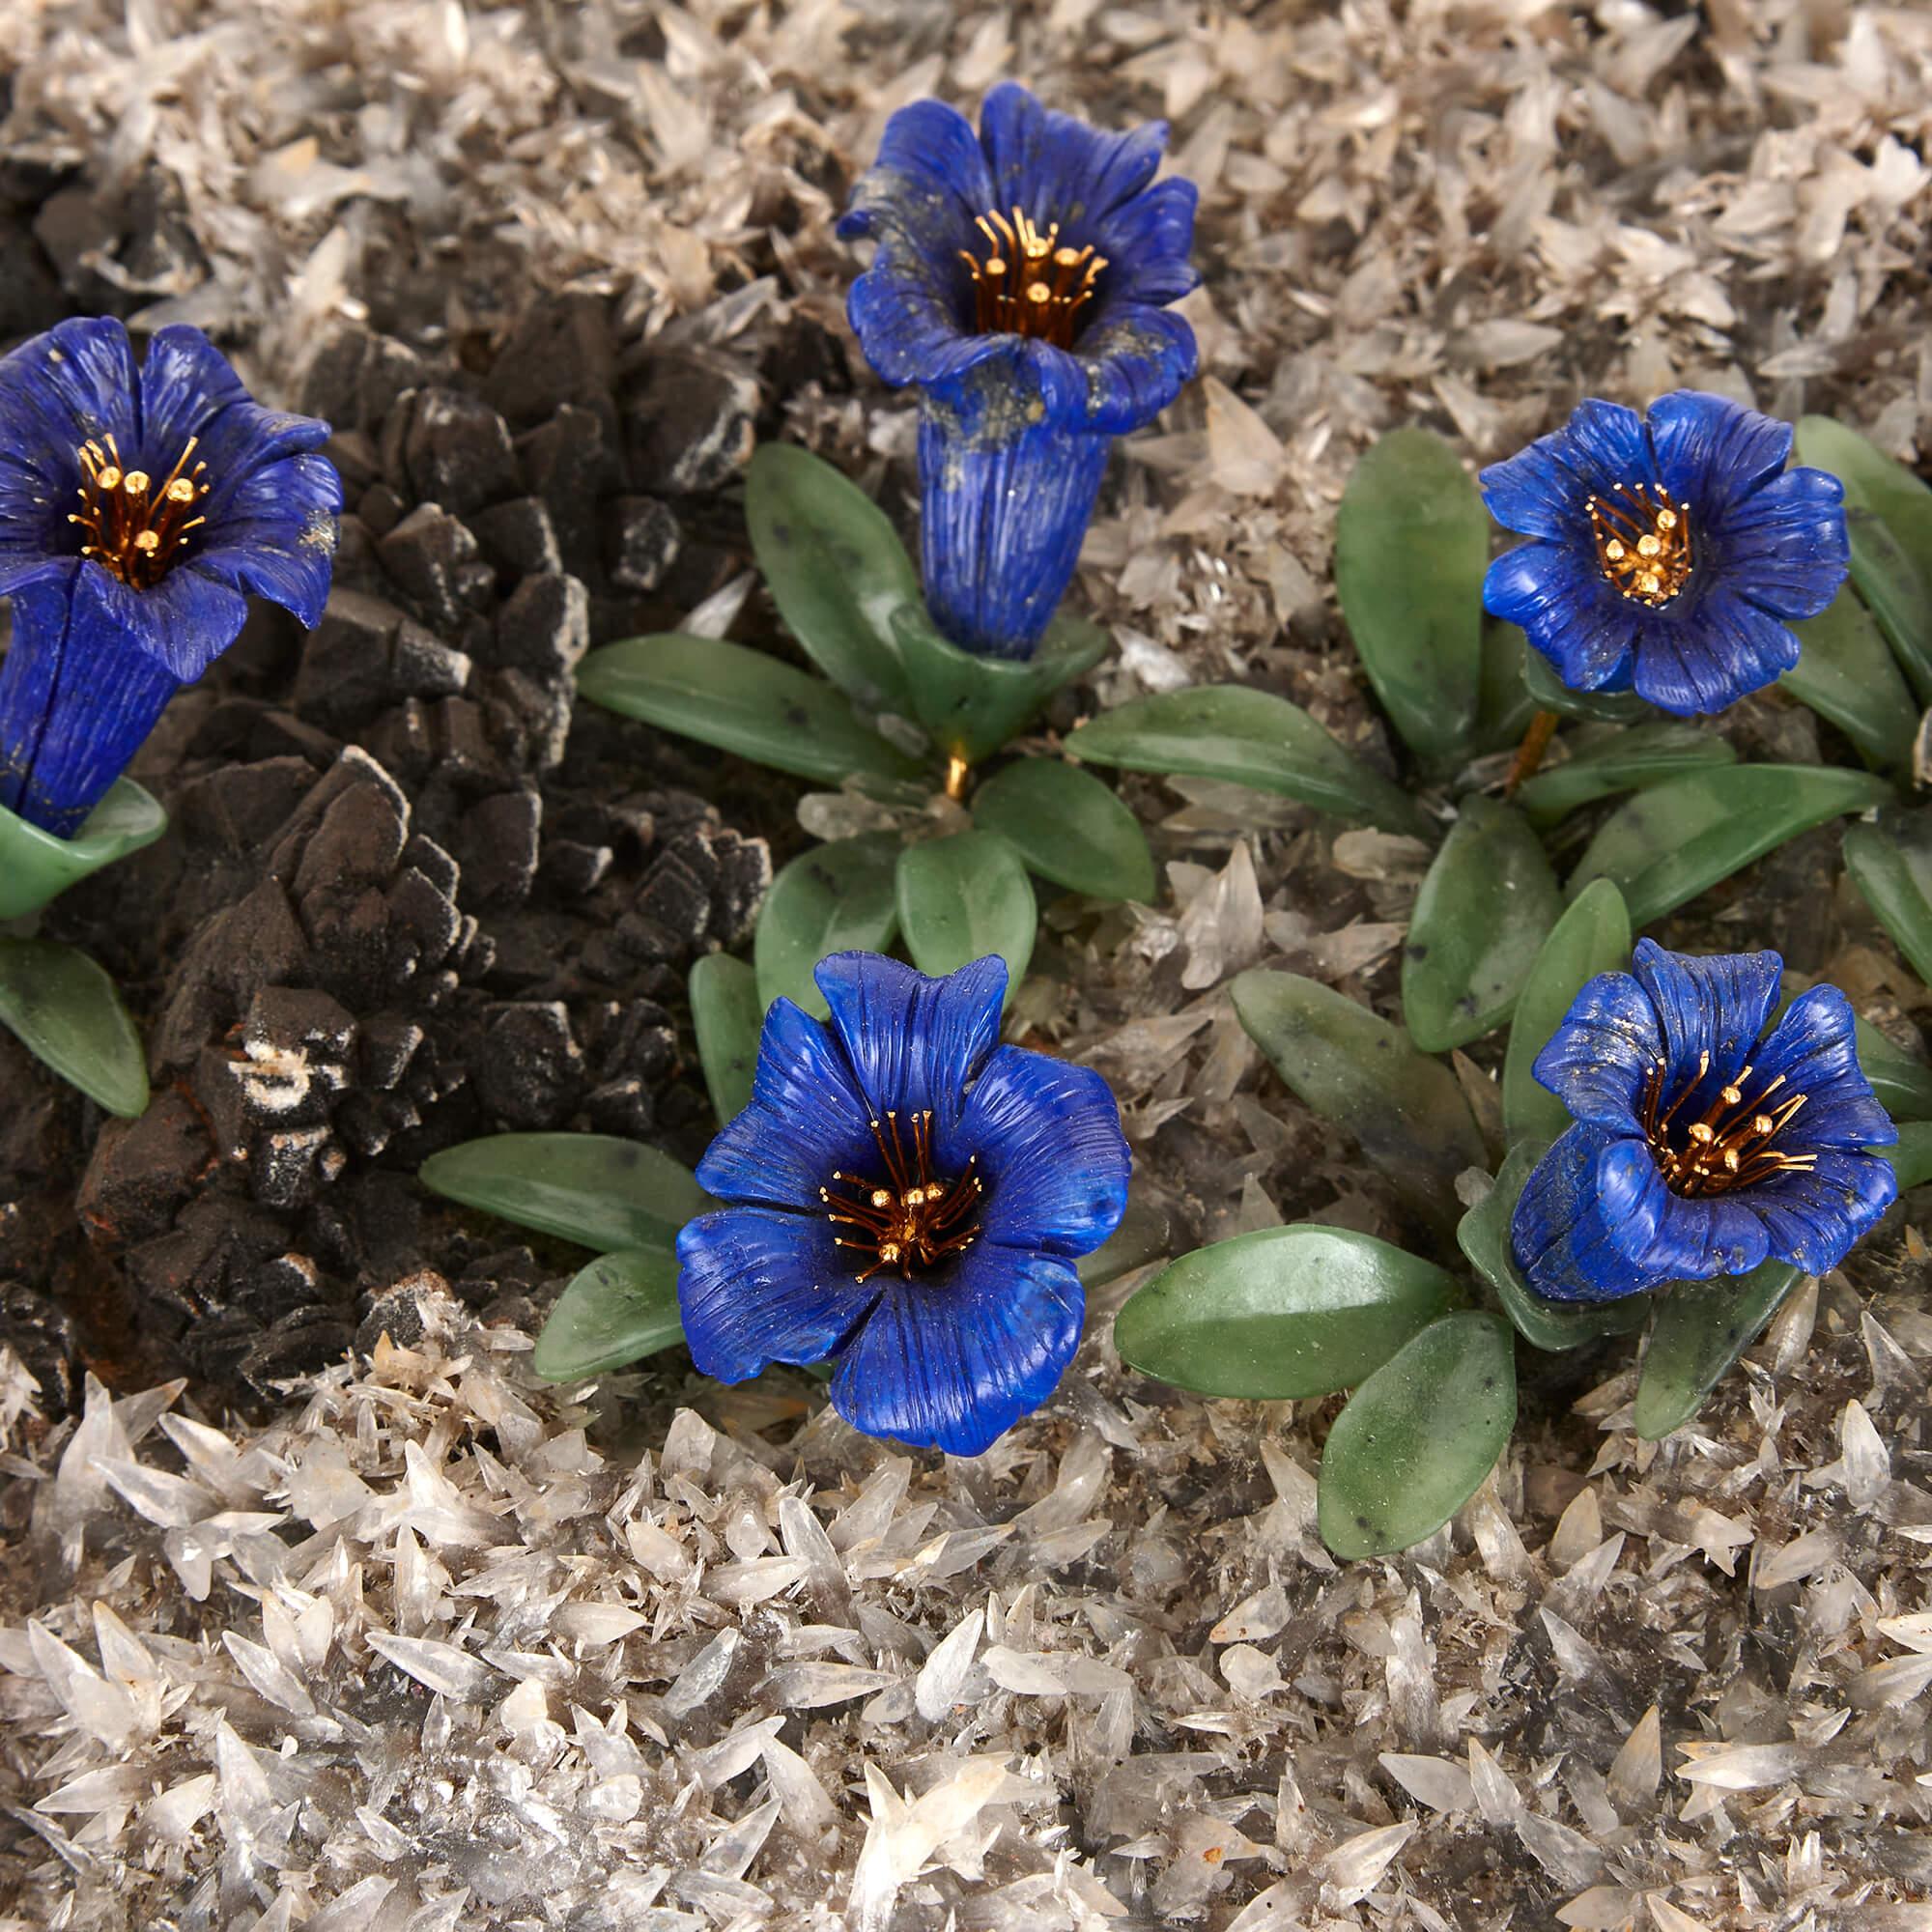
1586;481;1692;607
821;1110;984;1283
1641;1050;1814;1197
70;435;211;589
958;208;1106;349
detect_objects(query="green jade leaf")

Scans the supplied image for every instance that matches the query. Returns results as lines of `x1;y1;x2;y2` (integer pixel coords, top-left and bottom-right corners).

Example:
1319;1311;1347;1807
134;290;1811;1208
754;835;899;1020
895;832;1036;992
689;952;762;1125
0;937;150;1118
0;779;168;923
1782;585;1918;772
1843;807;1932;988
1633;1259;1804;1441
970;757;1156;903
1514;722;1738;826
533;1249;686;1380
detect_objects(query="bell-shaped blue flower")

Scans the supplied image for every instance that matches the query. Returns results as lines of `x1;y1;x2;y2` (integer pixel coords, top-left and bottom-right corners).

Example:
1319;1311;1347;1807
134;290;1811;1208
1480;391;1848;715
838;82;1198;661
676;951;1130;1456
0;317;340;837
1512;940;1897;1302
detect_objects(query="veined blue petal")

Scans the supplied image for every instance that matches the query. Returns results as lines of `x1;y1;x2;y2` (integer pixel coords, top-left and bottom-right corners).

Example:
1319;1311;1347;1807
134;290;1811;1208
81;555;249;683
1711;465;1849;620
1748;986;1897;1151
815;951;1007;1128
1530;969;1661;1134
947;1044;1129;1257
1562;398;1655;493
1092;178;1200;307
1511;1122;1672;1304
1648;389;1792;510
1748;1149;1898;1274
0;318;140;463
135;326;250;461
188;450;342;629
696;996;874;1209
1630;583;1799;715
979;81;1166;233
1483;542;1638;691
1599;1136;1770;1280
828;1240;1083;1455
1632;938;1781;1100
1074;304;1199;437
867;98;996;232
1480;434;1592;543
676;1208;877;1382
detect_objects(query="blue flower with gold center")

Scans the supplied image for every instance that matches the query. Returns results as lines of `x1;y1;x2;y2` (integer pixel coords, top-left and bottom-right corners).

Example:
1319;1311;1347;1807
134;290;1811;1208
838;82;1198;661
0;316;340;837
1512;940;1897;1302
676;951;1131;1456
1481;391;1848;715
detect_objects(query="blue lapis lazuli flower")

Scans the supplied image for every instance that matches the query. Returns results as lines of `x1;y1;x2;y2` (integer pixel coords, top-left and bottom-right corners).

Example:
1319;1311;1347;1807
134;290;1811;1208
1512;940;1897;1303
0;316;340;837
838;82;1199;662
1480;391;1849;716
676;951;1130;1456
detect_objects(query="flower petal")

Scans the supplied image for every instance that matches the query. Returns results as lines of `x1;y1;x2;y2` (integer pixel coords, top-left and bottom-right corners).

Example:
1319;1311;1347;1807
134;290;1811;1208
676;1207;877;1382
813;952;1007;1130
1747;985;1898;1151
188;450;343;629
1530;969;1662;1134
134;326;250;460
1480;431;1592;543
0;318;140;464
1632;939;1783;1101
1562;398;1655;493
1090;177;1199;307
1709;464;1849;620
696;996;875;1209
828;1240;1083;1455
1747;1149;1898;1274
1483;541;1638;691
1073;304;1199;436
866;98;997;236
1599;1135;1770;1280
1510;1122;1671;1303
1630;585;1800;715
946;1044;1130;1258
76;555;250;683
1647;389;1793;511
979;81;1166;234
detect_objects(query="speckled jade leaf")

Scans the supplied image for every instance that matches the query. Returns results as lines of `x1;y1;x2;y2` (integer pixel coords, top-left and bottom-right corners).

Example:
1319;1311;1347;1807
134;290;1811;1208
1231;969;1486;1227
1458;1141;1646;1353
1633;1259;1804;1441
1317;1311;1517;1558
1065;686;1432;839
1335;427;1487;770
1783;585;1918;772
1115;1225;1460;1399
1076;1197;1172;1289
1887;1122;1932;1191
895;832;1035;994
1402;795;1561;1053
0;937;149;1120
971;757;1155;903
1794;415;1932;702
744;442;918;717
1520;645;1652;724
1474;621;1541;754
532;1249;685;1380
1566;765;1895;928
0;779;168;923
1843;807;1932;988
1501;878;1633;1148
754;836;899;1021
420;1133;708;1253
577;635;923;787
1514;723;1737;826
689;952;762;1126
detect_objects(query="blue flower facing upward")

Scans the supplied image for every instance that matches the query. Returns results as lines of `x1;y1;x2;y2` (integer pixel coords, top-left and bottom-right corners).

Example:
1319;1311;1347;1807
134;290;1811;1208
1481;391;1848;715
839;82;1198;661
676;951;1130;1456
0;317;340;837
1512;940;1897;1303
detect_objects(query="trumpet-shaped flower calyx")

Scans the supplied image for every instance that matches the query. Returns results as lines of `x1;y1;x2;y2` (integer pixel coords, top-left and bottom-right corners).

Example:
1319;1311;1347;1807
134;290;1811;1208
1511;940;1897;1302
1480;390;1848;715
839;82;1199;660
676;951;1131;1456
0;317;340;836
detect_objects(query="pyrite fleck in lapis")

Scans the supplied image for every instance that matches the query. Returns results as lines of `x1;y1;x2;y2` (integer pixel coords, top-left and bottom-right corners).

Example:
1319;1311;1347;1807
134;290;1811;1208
676;951;1131;1457
1480;391;1849;716
839;82;1199;662
0;317;340;837
1512;940;1897;1302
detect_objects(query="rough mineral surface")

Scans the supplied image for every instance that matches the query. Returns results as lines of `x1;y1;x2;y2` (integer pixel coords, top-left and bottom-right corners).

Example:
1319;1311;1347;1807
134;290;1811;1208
2;0;1931;1925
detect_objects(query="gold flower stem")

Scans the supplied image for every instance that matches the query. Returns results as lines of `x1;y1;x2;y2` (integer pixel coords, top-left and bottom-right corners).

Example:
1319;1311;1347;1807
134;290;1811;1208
944;754;971;802
1504;710;1561;798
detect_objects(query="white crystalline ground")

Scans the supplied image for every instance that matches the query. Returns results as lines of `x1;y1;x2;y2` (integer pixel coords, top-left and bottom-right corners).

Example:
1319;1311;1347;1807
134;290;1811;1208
4;0;1932;1925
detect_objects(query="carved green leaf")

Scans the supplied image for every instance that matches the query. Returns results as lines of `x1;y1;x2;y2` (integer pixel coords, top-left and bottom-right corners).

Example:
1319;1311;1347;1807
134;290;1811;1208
420;1133;708;1252
895;832;1036;992
533;1249;686;1380
971;757;1156;903
1842;807;1932;988
755;835;899;1021
0;937;149;1119
1783;585;1918;772
689;952;762;1125
0;779;168;923
1633;1260;1804;1441
1514;723;1737;826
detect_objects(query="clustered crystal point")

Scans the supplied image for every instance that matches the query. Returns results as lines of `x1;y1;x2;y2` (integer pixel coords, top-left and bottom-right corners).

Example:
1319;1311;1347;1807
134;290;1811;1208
839;81;1199;662
0;316;340;837
1512;940;1897;1303
676;951;1131;1456
1480;390;1849;715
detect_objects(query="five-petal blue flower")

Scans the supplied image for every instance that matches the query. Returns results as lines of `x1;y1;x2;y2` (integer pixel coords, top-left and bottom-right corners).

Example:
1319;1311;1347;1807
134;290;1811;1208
676;950;1131;1456
1481;391;1848;715
0;316;340;837
1512;940;1897;1302
838;82;1198;661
